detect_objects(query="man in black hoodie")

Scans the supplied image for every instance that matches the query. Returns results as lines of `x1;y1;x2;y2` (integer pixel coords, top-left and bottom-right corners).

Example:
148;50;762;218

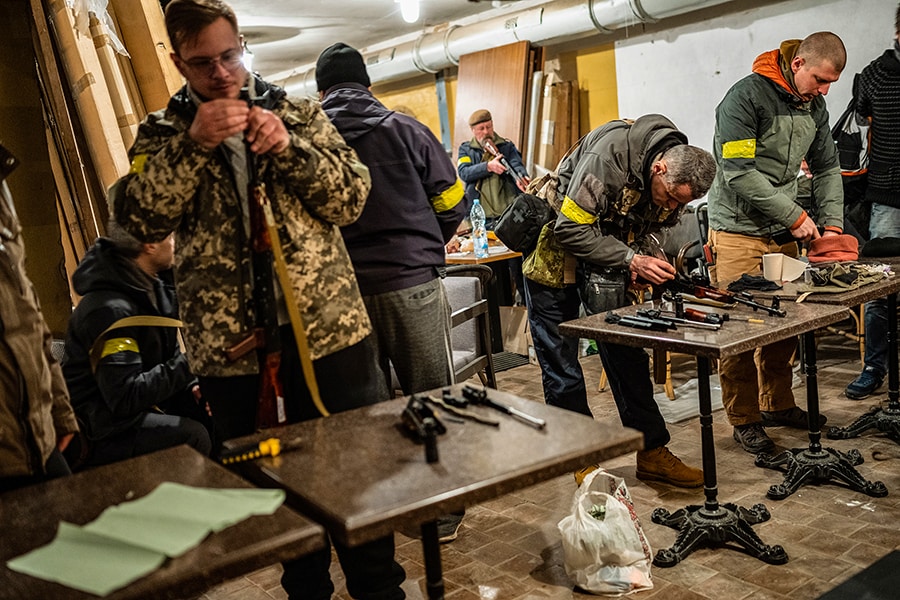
317;42;469;542
316;43;468;401
62;221;212;468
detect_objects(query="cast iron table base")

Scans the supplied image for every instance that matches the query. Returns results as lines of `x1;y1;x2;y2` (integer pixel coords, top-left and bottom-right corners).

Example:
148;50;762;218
755;446;886;499
651;357;787;567
756;331;887;500
829;405;900;444
652;502;787;567
828;293;900;446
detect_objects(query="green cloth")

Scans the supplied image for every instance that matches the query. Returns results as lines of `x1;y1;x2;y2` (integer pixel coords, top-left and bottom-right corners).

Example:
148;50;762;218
6;483;286;596
795;262;889;294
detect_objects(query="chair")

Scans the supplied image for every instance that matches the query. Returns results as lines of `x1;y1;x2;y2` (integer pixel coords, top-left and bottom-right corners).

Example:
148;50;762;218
444;264;498;388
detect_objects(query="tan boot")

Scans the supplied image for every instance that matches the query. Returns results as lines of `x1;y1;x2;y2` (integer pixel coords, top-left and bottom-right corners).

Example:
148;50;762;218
636;446;703;488
573;464;599;486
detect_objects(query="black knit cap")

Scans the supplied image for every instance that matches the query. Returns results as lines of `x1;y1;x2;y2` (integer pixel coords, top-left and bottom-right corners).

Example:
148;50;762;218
315;42;371;92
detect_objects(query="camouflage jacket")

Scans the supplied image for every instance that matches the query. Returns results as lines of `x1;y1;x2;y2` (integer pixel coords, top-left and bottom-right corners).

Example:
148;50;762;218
114;77;373;377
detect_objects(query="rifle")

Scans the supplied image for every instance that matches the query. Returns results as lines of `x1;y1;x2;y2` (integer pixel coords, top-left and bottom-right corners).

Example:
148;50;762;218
605;311;675;332
635;308;722;331
665;276;787;317
481;137;528;189
246;110;288;429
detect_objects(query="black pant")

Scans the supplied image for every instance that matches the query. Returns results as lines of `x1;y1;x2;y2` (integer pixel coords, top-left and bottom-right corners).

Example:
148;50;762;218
85;413;212;468
596;342;670;450
199;330;405;600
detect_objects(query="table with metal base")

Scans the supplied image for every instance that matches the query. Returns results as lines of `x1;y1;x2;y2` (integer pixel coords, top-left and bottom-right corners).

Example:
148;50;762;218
747;274;900;469
829;293;900;444
755;329;887;499
650;355;788;567
561;300;848;567
225;385;642;600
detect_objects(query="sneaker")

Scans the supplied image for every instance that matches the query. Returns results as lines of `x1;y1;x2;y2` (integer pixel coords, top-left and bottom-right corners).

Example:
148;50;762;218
845;367;884;400
760;406;827;429
732;423;776;454
573;464;599;486
436;511;464;543
635;446;703;488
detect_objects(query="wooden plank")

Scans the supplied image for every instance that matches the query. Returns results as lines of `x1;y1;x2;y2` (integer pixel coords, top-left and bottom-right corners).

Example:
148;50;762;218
454;40;531;152
110;0;183;113
31;0;104;243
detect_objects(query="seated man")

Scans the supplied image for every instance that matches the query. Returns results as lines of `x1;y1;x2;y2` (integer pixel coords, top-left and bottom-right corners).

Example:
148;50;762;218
62;220;212;468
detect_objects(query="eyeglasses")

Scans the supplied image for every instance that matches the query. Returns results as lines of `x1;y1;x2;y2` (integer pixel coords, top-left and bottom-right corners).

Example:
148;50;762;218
182;48;244;76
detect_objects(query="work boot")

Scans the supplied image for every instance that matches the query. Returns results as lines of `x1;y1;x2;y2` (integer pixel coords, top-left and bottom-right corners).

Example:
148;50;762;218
573;464;599;486
635;446;703;488
732;423;776;454
435;511;464;543
760;406;827;429
845;366;884;400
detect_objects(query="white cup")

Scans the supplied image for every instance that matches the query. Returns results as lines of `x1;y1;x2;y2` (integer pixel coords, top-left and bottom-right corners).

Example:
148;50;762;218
762;253;784;281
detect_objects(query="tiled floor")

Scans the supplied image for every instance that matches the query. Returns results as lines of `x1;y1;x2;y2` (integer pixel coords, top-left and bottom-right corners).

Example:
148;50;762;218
200;323;900;600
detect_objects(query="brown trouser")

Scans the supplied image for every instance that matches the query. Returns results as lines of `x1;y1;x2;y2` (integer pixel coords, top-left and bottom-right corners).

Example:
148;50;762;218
708;230;799;426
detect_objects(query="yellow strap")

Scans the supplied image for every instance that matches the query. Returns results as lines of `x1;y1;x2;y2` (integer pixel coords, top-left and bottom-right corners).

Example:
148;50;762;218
457;156;472;166
722;139;756;159
560;196;598;225
431;179;465;212
261;194;330;418
89;316;183;373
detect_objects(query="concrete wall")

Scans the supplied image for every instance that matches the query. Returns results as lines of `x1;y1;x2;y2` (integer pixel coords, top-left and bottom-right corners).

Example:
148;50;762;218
614;0;896;150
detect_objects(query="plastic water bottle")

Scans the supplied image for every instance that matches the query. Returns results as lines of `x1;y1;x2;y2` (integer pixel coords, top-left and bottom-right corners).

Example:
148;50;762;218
471;198;489;259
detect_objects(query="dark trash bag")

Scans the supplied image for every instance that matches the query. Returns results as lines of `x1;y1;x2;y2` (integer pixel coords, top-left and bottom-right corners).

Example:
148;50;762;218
494;193;554;254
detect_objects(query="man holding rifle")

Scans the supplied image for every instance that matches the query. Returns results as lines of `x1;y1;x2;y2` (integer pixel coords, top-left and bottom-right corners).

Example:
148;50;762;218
112;1;405;597
458;109;531;299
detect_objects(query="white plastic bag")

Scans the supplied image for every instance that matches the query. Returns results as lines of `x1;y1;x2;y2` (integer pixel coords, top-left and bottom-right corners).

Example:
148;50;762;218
557;468;653;595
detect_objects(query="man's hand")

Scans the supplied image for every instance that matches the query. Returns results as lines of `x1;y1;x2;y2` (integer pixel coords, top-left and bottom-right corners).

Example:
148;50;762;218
189;99;250;150
246;106;290;155
629;254;676;285
516;176;531;193
445;235;461;253
821;229;840;237
791;218;821;242
486;155;507;175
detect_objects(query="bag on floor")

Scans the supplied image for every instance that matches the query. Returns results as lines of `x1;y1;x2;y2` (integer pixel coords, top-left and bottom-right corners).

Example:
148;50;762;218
557;468;653;596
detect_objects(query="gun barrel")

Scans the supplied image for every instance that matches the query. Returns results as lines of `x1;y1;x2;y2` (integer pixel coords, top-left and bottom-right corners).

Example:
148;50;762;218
732;296;787;317
482;139;527;187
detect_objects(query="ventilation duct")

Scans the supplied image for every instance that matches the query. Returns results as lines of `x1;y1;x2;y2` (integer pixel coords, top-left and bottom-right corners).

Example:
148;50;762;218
277;0;733;97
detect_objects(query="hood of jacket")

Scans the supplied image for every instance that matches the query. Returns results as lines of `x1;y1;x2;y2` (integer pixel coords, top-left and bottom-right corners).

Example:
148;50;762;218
560;113;688;197
321;83;392;142
752;40;805;101
623;114;689;188
72;239;158;308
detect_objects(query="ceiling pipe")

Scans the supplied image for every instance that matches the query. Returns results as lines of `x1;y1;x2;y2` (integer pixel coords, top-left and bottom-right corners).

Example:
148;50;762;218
276;0;733;97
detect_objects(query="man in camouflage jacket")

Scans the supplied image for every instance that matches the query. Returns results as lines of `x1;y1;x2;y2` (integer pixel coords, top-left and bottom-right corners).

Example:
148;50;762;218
112;2;404;598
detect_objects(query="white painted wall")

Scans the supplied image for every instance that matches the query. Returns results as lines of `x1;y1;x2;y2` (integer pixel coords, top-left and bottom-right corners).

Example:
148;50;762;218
615;0;896;150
